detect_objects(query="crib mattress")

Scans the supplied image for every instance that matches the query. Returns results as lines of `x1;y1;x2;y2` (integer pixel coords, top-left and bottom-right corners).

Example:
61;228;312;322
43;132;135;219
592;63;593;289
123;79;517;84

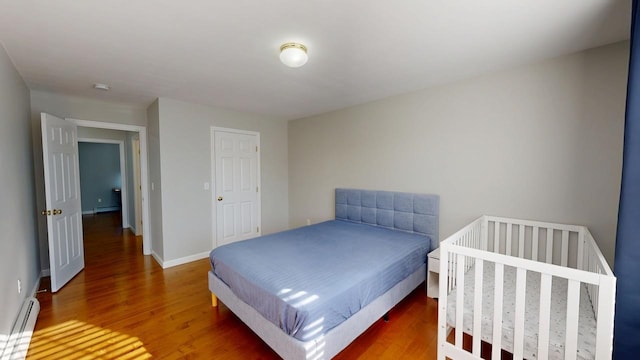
446;262;597;360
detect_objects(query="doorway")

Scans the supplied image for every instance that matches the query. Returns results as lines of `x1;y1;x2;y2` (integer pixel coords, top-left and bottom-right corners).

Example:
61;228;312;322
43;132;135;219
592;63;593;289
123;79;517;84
38;114;152;292
78;139;128;227
72;119;151;255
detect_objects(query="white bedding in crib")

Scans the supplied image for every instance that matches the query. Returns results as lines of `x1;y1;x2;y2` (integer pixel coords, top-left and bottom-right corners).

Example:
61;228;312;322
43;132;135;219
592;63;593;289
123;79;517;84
446;262;597;360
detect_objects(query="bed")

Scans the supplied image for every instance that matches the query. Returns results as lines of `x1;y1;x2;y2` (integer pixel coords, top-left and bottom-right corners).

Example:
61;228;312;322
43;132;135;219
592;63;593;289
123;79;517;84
437;216;616;360
208;188;439;359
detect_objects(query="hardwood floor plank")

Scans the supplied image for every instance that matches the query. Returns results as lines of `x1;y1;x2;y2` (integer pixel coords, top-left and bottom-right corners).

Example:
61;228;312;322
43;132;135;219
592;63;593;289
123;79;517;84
28;211;440;359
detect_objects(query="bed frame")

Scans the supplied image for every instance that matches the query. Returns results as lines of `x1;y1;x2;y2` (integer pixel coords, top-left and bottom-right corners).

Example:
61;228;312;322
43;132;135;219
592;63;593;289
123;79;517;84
209;188;439;359
437;216;616;360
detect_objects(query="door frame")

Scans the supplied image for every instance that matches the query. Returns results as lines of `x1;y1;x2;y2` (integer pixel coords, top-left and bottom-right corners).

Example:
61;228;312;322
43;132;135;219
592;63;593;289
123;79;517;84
210;126;261;248
78;138;129;226
71;119;151;255
131;137;143;236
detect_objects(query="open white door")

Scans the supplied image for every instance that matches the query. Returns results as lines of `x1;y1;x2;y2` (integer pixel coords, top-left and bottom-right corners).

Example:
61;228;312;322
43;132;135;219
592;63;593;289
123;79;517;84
41;113;84;292
212;128;261;247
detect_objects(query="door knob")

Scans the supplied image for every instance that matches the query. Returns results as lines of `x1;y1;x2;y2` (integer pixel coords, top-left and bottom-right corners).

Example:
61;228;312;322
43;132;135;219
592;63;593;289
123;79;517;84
217;196;223;201
41;210;51;216
53;209;63;215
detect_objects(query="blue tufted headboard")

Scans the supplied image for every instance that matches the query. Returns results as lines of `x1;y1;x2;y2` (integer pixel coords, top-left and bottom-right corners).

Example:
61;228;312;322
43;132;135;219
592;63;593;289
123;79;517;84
335;188;439;250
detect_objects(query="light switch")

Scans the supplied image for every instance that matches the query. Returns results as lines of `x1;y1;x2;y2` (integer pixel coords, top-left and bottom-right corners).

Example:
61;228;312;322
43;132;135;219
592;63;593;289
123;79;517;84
204;182;210;190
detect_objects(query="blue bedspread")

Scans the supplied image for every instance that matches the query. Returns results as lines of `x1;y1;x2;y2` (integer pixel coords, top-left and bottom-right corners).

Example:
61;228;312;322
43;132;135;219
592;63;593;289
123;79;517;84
210;220;431;341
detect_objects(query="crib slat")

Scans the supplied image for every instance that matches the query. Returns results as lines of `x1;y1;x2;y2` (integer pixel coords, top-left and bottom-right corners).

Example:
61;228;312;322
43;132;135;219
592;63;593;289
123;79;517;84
494;222;500;253
482;220;488;250
472;259;484;357
455;254;465;347
518;225;525;259
532;227;539;261
564;280;580;360
595;276;616;359
449;252;454;292
561;230;569;267
492;263;504;360
577;233;584;271
538;273;552;360
546;229;553;264
513;267;527;360
506;223;512;256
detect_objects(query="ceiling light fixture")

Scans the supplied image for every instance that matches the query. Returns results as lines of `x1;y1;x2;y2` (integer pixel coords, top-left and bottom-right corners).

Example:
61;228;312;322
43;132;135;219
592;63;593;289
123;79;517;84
279;42;308;68
93;83;110;91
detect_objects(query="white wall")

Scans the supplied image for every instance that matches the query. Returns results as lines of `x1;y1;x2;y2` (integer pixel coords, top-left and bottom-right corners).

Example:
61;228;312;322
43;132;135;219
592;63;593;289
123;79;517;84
155;98;289;264
78;127;126;141
0;45;39;342
31;91;148;126
288;41;629;266
30;90;148;271
147;99;164;260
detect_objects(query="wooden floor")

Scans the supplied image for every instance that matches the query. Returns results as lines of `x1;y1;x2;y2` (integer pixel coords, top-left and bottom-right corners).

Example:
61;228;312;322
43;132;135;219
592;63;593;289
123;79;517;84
27;212;440;359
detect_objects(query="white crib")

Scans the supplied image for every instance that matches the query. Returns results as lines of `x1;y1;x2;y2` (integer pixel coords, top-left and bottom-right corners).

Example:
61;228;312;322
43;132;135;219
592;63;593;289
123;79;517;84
437;216;616;360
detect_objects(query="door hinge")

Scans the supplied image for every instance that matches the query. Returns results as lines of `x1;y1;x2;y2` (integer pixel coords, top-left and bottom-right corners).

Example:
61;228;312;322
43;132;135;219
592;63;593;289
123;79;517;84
256;186;258;193
256;146;258;152
257;226;259;232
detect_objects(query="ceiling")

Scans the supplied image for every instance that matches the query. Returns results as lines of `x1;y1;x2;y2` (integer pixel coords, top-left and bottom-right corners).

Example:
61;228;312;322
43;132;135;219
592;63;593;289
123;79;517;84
0;1;631;120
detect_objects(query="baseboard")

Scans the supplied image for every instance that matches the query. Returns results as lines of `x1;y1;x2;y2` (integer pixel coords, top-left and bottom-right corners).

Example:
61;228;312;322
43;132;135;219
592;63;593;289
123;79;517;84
29;277;41;298
96;207;120;213
151;251;164;268
128;225;143;237
82;207;121;215
158;251;210;269
41;251;206;273
127;225;140;236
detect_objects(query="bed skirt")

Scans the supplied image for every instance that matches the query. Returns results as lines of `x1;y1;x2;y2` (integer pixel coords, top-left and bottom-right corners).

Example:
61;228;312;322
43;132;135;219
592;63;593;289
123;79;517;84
208;266;425;359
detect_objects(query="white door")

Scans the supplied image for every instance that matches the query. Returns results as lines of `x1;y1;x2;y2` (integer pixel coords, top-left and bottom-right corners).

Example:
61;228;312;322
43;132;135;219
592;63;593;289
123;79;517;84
212;128;260;247
41;113;84;292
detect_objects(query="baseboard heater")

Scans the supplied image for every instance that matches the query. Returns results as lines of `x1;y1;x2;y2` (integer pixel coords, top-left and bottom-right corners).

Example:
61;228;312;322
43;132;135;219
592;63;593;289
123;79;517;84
1;297;40;360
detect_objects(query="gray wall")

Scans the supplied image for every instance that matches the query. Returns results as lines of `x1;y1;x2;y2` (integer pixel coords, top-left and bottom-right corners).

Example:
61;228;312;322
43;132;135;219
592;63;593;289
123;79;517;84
78;142;122;212
147;99;164;260
126;132;138;232
0;46;39;339
78;127;127;141
30;90;147;271
288;41;629;266
154;97;289;263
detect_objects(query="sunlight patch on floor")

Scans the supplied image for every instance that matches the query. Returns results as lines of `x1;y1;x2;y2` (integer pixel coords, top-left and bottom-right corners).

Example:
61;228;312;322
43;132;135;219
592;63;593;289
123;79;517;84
27;320;151;359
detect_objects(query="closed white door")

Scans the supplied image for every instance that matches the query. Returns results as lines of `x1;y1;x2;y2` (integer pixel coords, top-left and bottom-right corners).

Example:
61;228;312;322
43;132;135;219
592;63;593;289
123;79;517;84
41;113;84;292
212;128;260;247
